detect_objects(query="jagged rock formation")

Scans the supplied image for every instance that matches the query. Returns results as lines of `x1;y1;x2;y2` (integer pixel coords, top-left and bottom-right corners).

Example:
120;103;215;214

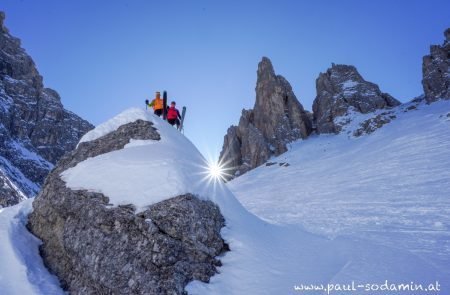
219;29;450;179
219;57;312;179
28;119;227;294
0;11;93;207
312;64;401;134
422;28;450;103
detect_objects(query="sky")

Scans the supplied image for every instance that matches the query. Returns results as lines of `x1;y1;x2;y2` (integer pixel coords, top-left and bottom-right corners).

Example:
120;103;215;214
1;0;449;159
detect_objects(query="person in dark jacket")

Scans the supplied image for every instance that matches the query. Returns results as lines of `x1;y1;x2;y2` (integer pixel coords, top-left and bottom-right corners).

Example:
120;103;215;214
167;101;181;129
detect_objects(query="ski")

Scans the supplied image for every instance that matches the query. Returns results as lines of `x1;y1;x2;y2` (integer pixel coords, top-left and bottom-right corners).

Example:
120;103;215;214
162;91;168;120
179;106;187;132
145;99;149;110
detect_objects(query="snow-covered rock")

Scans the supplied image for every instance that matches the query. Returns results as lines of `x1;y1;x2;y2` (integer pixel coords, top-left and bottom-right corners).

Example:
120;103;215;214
28;110;229;294
0;11;93;207
312;63;401;134
422;28;450;103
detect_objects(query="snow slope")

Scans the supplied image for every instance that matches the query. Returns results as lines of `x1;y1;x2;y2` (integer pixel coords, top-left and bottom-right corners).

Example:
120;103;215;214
229;99;450;278
1;106;449;294
0;200;63;294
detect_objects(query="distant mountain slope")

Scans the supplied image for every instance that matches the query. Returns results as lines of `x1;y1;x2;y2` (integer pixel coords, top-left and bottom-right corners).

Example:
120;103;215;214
228;99;450;274
0;11;93;207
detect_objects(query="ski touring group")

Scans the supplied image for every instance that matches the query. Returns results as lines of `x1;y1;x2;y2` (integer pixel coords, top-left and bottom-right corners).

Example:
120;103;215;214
146;91;186;132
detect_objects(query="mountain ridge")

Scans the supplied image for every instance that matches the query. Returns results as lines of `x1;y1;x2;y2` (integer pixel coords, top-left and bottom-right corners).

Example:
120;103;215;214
219;28;449;179
0;11;93;207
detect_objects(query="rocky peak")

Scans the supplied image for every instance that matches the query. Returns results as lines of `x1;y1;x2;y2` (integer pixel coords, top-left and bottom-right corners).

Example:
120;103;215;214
219;57;312;179
256;56;276;83
422;28;450;103
312;63;400;134
0;11;93;208
254;57;311;142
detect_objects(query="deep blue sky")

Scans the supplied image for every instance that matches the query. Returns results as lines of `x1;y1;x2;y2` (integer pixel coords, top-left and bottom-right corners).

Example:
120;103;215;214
1;0;449;159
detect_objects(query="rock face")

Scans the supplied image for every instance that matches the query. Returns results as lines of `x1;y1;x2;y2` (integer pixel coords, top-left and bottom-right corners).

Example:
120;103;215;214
219;57;312;179
28;119;227;294
312;64;400;134
220;29;450;179
422;28;450;103
0;11;93;207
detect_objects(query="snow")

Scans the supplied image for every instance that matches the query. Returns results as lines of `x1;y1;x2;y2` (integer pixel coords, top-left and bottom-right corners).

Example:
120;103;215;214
0;93;14;112
229;100;450;279
341;80;359;89
78;108;153;145
1;106;55;193
62;106;448;293
63;108;219;212
0;155;39;198
2;103;449;294
3;76;22;84
341;80;359;96
0;200;63;294
333;104;395;135
0;171;27;202
9;140;53;169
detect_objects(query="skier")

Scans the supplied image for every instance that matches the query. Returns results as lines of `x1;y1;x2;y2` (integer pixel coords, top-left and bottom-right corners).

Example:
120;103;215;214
167;101;182;129
146;91;164;117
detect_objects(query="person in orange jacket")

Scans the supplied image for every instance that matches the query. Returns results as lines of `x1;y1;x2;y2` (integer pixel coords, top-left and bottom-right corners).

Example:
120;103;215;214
146;91;164;116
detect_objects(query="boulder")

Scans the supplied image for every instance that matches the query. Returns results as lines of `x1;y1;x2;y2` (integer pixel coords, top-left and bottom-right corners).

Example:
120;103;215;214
28;119;228;294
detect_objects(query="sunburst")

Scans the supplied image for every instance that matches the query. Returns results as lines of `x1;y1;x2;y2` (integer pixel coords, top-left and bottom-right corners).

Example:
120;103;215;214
198;148;237;187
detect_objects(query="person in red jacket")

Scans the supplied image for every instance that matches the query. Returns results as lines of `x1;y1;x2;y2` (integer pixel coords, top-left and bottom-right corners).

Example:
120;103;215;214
167;101;182;129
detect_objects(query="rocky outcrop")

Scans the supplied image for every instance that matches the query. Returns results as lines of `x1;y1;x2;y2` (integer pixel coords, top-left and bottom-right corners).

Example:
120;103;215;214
28;119;227;294
0;11;93;207
351;112;398;137
219;57;312;179
253;57;312;147
312;64;400;134
220;29;450;179
422;28;450;103
0;168;27;208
